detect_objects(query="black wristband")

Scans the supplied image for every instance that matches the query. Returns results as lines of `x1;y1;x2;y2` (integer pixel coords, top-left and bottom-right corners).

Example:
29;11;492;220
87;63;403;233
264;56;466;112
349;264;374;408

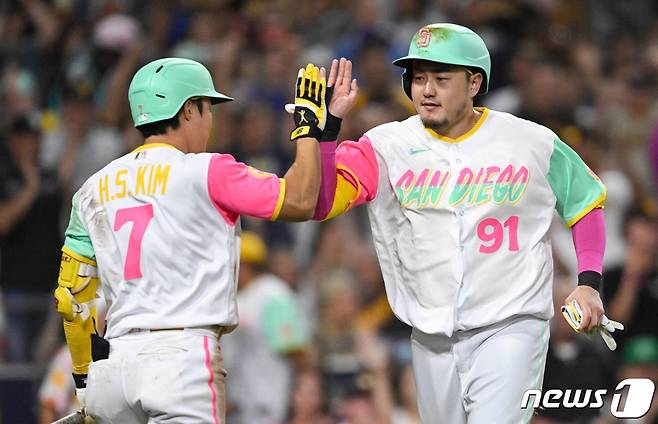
320;113;342;142
72;373;88;389
578;271;602;292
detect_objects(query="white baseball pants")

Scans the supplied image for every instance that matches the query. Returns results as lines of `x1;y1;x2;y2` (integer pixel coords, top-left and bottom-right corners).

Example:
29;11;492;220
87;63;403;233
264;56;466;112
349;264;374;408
411;315;550;424
86;326;226;423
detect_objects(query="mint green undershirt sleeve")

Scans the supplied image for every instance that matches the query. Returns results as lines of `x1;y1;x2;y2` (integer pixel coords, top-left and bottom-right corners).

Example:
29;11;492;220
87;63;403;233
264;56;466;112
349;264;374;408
63;192;96;259
546;137;606;227
261;295;309;354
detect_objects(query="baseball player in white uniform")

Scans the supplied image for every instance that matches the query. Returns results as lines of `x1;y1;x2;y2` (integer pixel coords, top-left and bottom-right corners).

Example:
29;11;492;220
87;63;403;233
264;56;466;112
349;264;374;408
52;57;332;423
312;25;623;423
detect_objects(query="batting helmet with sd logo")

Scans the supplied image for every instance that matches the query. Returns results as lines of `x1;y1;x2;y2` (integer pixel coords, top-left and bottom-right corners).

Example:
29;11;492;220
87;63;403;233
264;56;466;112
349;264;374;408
128;58;233;127
392;23;491;99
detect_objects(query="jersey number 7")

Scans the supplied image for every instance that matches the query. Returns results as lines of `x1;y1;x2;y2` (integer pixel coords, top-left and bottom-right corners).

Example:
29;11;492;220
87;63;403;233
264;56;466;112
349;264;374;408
113;204;154;280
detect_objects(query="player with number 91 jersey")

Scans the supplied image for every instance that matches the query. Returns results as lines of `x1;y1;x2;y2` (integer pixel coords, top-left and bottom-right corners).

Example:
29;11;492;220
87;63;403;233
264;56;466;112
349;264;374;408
334;109;606;336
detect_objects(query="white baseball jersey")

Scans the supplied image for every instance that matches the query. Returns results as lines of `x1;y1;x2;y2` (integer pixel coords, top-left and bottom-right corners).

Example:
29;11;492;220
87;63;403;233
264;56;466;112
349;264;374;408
63;143;285;339
333;108;606;336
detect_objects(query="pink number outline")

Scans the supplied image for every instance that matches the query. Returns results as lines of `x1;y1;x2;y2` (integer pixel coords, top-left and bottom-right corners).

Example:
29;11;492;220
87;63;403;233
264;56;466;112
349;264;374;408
113;204;154;280
477;215;520;253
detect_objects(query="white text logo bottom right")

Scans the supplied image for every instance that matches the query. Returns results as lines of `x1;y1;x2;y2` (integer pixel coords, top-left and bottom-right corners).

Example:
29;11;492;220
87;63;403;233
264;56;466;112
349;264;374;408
521;378;656;418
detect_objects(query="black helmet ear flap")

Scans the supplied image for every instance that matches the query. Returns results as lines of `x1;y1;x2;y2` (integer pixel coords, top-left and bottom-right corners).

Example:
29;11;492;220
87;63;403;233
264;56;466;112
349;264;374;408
401;67;412;100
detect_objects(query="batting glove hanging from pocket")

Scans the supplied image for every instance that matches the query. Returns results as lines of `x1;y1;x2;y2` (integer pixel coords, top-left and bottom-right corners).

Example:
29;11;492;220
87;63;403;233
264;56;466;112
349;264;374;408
561;300;624;350
285;63;327;141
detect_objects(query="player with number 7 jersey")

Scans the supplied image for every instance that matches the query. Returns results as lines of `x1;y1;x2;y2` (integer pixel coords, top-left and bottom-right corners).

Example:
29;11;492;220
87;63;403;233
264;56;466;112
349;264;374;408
53;58;331;423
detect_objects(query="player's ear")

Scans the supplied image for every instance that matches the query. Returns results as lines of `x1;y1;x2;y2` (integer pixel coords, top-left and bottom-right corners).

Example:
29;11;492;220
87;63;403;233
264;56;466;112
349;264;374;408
467;72;483;99
182;99;196;122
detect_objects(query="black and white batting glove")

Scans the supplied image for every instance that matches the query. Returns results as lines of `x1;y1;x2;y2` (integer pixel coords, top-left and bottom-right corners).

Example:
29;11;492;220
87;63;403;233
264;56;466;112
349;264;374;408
561;300;624;350
285;63;327;141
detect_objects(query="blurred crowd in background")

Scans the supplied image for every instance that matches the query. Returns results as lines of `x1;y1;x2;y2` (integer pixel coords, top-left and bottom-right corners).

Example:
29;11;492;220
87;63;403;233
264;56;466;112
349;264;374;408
1;0;658;423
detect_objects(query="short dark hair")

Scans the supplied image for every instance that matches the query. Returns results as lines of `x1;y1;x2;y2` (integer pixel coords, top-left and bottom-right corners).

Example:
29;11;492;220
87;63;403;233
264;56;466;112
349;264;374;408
137;98;205;138
9;115;40;135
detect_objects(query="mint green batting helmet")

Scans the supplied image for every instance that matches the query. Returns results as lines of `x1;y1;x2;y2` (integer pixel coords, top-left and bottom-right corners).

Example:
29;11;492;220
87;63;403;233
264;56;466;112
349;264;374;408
392;23;491;99
128;57;233;127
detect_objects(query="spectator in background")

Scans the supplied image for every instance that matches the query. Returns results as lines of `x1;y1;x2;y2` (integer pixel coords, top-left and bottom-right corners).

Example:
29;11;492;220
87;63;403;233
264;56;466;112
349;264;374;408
231;100;285;175
515;57;581;131
0;115;62;362
92;12;142;97
286;368;334;424
222;231;310;424
391;363;420;424
600;69;658;200
352;36;409;113
171;10;219;64
335;330;392;424
341;34;412;142
314;269;394;421
315;270;364;406
1;64;39;121
603;207;658;349
336;375;381;424
39;80;124;230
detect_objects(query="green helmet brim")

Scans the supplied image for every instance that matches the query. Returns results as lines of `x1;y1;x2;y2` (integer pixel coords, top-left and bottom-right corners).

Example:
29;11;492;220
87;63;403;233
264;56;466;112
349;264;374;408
208;91;234;105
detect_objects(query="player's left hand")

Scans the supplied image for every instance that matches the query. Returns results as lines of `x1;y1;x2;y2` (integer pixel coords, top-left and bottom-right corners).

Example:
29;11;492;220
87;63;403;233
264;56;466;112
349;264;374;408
326;57;359;119
563;286;604;332
316;57;359;142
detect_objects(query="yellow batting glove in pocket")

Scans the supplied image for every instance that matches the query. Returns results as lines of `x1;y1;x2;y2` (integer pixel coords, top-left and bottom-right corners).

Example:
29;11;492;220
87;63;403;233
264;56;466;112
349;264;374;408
286;63;327;140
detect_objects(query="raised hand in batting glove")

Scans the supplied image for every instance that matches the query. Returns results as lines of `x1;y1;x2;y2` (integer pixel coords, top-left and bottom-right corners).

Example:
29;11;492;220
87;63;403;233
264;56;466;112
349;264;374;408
561;299;624;350
285;63;327;141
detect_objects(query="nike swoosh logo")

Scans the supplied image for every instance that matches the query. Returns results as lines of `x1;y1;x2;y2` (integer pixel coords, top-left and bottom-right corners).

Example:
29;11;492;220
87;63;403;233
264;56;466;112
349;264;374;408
409;147;431;155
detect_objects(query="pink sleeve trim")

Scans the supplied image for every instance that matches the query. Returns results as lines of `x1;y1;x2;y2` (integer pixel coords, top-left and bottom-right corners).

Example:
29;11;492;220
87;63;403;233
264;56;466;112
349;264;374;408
571;207;606;274
207;154;282;225
207;157;239;226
